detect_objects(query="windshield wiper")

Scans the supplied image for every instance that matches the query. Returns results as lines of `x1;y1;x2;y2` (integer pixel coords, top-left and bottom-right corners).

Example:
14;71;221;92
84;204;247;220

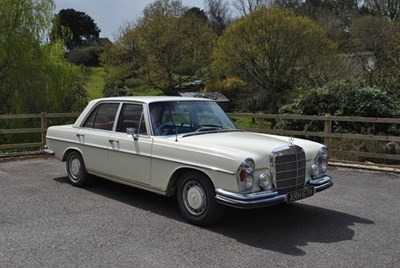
182;128;243;138
195;126;222;133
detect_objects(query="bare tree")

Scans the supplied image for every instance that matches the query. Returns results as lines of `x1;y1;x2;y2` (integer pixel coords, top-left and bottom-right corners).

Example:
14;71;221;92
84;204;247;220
233;0;265;16
272;0;303;9
363;0;400;20
204;0;231;35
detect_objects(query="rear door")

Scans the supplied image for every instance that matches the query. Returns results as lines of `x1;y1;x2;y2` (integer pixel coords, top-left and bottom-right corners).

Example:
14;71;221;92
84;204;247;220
76;102;119;174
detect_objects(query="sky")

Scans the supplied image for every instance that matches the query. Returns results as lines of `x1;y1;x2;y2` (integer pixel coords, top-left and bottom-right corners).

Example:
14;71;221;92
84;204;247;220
53;0;204;41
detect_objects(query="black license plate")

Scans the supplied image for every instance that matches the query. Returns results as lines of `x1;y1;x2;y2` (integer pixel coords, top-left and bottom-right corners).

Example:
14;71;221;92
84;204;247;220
287;187;315;202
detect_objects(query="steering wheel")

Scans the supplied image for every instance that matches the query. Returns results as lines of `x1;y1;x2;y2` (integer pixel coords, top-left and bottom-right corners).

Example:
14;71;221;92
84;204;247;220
155;122;176;136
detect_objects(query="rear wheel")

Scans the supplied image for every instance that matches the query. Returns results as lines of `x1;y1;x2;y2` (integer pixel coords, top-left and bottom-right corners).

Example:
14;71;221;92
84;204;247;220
177;171;224;226
66;151;91;187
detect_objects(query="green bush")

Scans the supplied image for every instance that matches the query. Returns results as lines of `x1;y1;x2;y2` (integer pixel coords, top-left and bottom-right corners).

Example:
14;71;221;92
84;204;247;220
103;80;127;97
277;79;400;135
67;46;104;67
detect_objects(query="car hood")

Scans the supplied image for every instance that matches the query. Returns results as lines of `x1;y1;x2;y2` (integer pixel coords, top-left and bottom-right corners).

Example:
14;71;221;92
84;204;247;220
176;130;323;163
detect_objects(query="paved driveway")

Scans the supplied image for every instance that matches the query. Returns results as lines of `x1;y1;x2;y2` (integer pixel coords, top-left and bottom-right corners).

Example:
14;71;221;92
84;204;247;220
0;157;399;267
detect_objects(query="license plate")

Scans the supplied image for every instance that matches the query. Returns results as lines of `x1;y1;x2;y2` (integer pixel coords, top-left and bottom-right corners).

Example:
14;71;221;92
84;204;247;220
287;187;315;202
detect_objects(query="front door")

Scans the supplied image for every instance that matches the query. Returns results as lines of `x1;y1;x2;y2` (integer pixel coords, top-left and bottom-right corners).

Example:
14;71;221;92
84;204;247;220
107;103;152;185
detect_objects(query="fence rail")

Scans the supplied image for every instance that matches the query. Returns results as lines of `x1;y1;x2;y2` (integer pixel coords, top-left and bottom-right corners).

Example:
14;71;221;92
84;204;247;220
1;112;400;168
228;113;400;166
0;112;79;150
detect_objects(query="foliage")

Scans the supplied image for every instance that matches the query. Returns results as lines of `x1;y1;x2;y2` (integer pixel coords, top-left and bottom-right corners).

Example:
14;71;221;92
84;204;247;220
205;77;252;112
350;15;392;55
52;8;101;50
277;79;400;135
101;0;217;96
212;7;337;113
0;0;88;115
67;46;105;66
103;80;127;97
350;16;400;97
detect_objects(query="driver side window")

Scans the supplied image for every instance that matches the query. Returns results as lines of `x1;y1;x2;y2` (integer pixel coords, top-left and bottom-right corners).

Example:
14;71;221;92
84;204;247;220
150;103;170;134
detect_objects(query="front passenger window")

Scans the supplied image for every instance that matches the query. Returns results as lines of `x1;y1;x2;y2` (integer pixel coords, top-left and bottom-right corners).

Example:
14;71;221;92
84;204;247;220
116;104;147;135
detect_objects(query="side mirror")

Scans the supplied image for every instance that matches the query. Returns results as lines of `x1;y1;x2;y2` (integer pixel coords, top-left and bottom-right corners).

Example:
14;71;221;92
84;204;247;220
126;127;139;141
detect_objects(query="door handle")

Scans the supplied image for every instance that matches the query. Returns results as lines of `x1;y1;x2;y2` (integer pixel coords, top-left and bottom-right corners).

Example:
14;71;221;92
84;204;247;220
109;139;119;143
76;133;85;137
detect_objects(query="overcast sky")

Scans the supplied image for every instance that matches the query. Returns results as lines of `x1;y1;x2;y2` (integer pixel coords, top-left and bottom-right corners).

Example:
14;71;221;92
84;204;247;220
53;0;204;41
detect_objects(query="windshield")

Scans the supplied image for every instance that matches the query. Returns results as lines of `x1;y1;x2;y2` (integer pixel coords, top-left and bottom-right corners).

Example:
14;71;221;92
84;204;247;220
149;100;237;136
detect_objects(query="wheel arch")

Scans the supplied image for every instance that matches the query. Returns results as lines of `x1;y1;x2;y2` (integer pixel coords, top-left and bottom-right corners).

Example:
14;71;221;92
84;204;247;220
62;147;84;162
166;167;214;197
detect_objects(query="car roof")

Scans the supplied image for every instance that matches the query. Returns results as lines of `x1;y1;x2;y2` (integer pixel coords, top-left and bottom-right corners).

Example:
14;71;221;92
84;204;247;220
91;96;212;104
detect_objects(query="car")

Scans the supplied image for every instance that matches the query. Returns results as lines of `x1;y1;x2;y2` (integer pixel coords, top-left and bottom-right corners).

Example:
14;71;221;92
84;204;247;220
44;96;333;225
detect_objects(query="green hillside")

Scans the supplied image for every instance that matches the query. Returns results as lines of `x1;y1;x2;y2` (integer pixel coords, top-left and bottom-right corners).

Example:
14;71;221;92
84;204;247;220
76;66;165;100
75;66;105;100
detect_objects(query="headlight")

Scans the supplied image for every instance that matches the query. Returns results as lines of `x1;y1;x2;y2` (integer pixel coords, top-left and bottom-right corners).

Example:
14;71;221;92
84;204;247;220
312;147;328;176
237;158;254;191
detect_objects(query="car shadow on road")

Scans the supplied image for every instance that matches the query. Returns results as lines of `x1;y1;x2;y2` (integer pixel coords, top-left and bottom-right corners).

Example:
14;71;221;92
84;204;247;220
210;204;374;255
54;175;182;220
54;176;374;256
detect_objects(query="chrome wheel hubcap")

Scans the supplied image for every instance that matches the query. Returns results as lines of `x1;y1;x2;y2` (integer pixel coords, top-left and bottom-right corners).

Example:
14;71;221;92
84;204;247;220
69;157;81;180
183;181;207;216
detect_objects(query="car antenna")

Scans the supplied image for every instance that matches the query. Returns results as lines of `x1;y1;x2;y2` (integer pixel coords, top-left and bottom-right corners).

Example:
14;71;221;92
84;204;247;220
175;124;179;142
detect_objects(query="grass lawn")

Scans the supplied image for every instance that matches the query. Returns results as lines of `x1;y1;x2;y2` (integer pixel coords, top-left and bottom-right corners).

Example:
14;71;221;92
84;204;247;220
230;116;271;129
127;86;164;96
75;66;166;100
77;66;106;100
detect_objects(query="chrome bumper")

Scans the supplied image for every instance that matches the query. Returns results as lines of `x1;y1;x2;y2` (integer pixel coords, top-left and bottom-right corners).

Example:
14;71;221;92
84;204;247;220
43;146;54;155
215;175;333;209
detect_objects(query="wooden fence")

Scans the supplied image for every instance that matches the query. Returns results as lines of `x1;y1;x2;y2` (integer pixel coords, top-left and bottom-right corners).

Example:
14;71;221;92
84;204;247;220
228;113;400;168
0;112;79;150
1;112;400;169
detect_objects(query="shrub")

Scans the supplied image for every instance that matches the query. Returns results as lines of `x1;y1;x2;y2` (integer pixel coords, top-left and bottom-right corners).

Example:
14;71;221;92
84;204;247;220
277;79;400;135
103;80;127;97
67;46;104;67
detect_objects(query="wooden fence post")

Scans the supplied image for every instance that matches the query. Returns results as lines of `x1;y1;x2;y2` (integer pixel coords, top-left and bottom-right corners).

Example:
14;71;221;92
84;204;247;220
324;113;332;147
256;114;264;129
41;112;47;148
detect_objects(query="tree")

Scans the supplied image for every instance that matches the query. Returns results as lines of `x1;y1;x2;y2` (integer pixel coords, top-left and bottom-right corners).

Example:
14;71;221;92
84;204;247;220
184;7;209;22
204;0;232;35
53;8;100;50
101;0;217;96
363;0;400;20
296;0;362;52
233;0;264;16
350;15;400;96
212;7;337;113
100;23;142;84
0;0;87;114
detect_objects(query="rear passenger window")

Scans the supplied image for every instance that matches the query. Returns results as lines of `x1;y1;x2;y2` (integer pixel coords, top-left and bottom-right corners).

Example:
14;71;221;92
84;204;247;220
116;104;147;135
82;103;119;130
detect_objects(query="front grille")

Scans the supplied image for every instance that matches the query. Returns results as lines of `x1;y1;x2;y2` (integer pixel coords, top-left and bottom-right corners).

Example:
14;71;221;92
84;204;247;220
270;145;306;194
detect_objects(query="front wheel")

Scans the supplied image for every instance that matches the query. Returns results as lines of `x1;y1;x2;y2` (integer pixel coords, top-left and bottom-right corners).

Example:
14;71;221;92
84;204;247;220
66;151;91;187
177;171;224;226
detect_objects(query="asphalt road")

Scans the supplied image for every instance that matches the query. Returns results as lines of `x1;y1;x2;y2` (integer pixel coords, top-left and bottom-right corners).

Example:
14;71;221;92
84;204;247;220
0;157;399;268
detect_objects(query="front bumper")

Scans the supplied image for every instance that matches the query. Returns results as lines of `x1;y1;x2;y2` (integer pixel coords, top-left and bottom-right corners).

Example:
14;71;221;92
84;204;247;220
215;175;333;209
